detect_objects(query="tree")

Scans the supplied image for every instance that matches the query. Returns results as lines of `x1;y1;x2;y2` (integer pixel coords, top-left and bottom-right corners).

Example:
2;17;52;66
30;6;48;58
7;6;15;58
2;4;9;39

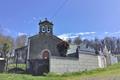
0;35;14;57
15;35;27;48
116;38;120;53
2;43;9;71
66;38;72;44
0;33;14;71
83;39;90;48
2;43;9;57
57;41;69;57
104;37;115;52
73;36;82;45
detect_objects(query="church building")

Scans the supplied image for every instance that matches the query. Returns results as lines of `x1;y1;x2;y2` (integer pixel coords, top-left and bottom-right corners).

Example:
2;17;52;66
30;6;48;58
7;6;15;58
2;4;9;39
27;18;63;60
26;18;64;75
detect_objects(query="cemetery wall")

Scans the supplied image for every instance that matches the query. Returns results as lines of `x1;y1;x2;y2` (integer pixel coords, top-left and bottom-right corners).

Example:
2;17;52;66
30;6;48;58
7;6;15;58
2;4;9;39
50;53;99;73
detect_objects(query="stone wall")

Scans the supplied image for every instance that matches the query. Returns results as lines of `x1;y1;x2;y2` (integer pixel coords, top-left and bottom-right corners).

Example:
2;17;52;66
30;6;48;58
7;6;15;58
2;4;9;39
50;53;99;73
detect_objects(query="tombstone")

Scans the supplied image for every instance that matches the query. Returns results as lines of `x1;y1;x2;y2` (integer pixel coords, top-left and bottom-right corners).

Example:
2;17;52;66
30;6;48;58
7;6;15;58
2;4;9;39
103;45;111;66
0;58;5;72
98;51;107;68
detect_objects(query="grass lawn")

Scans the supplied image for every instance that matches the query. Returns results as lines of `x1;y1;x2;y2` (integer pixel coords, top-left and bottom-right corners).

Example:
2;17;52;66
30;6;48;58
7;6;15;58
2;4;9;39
8;64;26;70
1;63;120;80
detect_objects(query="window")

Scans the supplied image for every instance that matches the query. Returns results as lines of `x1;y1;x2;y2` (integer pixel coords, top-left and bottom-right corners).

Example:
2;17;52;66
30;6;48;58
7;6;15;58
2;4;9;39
42;26;45;32
47;27;51;33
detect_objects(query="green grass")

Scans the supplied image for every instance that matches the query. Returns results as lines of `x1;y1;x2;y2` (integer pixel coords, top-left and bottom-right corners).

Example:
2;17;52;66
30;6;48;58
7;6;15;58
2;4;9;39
1;63;120;80
8;64;26;70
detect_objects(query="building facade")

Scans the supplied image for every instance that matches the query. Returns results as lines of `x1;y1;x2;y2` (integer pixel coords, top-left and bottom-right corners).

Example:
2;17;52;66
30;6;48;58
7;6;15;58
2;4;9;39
27;18;63;60
26;19;65;75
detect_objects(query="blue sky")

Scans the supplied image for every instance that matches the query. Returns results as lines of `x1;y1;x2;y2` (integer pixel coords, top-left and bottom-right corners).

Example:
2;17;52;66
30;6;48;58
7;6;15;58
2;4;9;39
0;0;120;39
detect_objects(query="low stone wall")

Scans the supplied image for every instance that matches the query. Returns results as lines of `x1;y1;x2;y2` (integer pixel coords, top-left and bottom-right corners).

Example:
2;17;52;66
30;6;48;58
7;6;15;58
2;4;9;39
50;53;99;73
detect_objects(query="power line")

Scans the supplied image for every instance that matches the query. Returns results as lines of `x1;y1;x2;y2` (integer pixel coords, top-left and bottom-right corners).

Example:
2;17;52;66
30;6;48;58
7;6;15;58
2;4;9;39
50;0;69;20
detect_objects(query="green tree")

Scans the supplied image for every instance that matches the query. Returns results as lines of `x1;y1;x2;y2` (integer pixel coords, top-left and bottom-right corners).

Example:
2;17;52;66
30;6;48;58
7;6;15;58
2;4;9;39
2;43;10;71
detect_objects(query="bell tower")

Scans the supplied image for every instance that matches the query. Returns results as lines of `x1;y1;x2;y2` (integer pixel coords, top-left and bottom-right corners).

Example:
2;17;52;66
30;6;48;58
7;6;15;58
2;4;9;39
39;18;53;35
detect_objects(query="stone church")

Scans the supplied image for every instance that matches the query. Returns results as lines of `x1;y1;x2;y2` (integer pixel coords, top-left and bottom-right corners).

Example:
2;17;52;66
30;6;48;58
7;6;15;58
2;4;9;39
28;18;63;60
26;18;65;75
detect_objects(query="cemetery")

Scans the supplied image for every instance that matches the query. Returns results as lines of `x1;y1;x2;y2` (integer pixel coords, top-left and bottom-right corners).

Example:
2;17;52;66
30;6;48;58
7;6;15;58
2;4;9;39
0;19;120;76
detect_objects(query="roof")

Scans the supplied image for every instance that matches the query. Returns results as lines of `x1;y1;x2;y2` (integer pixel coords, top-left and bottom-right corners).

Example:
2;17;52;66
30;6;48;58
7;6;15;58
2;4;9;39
67;45;77;54
39;18;53;25
15;46;28;52
80;43;95;52
29;33;63;43
0;58;5;60
67;44;95;55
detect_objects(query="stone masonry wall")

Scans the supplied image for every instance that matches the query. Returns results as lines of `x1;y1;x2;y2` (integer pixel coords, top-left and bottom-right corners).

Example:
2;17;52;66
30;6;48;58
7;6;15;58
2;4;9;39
50;53;99;73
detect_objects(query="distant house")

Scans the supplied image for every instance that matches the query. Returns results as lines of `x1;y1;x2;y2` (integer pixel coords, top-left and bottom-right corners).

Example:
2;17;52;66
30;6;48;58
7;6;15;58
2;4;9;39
15;46;27;63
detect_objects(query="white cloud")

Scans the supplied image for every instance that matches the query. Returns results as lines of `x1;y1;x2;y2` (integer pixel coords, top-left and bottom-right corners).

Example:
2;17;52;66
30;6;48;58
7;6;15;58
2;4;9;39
0;25;11;35
57;32;96;40
78;32;96;35
104;32;109;34
58;33;76;40
111;31;120;35
32;17;37;20
3;28;11;33
91;32;96;34
18;32;27;36
104;31;120;37
23;17;38;24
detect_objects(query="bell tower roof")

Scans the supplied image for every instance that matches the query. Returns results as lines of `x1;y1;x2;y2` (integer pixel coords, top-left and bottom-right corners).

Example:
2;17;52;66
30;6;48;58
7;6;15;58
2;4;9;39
39;18;53;26
39;18;53;35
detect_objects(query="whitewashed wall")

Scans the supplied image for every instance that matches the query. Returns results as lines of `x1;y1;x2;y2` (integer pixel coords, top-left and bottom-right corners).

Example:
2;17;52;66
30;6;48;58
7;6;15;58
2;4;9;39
50;53;99;73
110;55;118;64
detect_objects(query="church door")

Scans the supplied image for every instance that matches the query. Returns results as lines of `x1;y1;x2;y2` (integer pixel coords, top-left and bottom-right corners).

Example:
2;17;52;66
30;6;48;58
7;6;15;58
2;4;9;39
42;51;49;60
42;50;50;73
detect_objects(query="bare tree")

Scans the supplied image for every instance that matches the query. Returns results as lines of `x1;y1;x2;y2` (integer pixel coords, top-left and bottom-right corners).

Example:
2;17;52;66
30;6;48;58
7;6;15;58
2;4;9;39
15;35;27;48
66;38;72;44
83;39;90;48
73;36;82;45
103;37;115;52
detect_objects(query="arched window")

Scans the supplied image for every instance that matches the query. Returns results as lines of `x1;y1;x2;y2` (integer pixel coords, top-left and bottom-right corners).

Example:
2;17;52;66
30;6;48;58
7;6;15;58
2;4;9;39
47;27;51;33
42;26;46;32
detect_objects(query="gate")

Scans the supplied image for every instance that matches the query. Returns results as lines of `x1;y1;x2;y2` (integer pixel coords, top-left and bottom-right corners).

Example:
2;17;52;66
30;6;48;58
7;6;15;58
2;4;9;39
29;59;49;75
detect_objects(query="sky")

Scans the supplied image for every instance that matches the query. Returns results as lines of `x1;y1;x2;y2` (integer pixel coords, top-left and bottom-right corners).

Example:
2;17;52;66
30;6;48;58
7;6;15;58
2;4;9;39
0;0;120;40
